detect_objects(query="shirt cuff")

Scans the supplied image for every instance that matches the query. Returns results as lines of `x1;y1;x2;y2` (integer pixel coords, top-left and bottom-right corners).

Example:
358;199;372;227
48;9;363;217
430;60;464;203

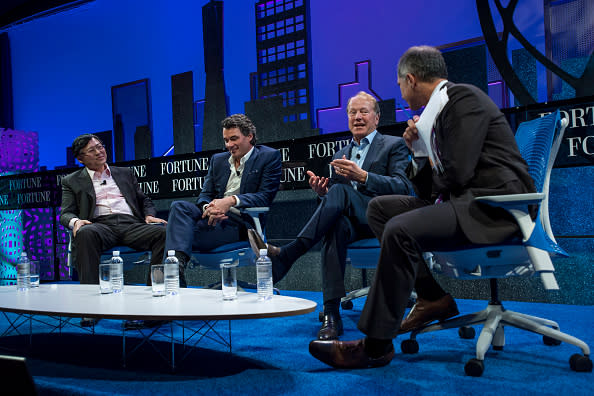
233;195;241;207
69;218;79;230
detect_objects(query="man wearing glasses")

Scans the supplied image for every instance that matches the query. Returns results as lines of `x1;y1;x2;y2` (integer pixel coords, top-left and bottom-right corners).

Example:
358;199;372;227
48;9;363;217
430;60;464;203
60;134;167;296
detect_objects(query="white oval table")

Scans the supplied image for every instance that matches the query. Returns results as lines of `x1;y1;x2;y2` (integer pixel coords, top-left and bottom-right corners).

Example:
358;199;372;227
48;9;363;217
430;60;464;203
0;284;317;369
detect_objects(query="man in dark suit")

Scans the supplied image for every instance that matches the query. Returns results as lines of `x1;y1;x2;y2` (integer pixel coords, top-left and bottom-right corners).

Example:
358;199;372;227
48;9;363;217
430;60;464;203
309;46;536;368
60;134;167;325
248;91;413;341
165;114;282;281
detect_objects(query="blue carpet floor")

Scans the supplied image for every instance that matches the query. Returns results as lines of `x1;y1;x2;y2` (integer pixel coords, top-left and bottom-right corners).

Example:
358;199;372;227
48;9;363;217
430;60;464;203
1;290;592;395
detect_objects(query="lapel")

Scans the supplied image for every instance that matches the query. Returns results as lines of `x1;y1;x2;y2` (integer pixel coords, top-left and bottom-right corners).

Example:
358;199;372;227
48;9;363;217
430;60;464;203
74;168;96;218
240;146;259;193
77;167;95;201
361;133;383;171
218;153;232;196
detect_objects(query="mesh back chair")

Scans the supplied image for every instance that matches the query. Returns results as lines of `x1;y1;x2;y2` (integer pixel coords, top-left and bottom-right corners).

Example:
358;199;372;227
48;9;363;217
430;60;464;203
399;110;591;376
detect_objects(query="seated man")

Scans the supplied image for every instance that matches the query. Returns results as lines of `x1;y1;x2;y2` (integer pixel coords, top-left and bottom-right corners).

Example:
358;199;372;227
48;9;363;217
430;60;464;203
248;91;414;340
60;134;167;326
309;46;536;368
165;114;282;282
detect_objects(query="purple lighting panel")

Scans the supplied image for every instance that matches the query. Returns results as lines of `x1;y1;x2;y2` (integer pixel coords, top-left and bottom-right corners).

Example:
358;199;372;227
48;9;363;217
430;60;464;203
0;129;39;173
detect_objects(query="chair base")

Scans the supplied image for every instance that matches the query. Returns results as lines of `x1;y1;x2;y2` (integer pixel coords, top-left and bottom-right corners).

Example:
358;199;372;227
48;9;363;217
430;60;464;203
341;287;416;310
404;302;592;376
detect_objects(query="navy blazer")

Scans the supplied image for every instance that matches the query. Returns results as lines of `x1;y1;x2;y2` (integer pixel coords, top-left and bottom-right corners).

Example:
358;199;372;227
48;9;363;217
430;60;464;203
197;145;282;209
59;166;156;228
330;132;413;197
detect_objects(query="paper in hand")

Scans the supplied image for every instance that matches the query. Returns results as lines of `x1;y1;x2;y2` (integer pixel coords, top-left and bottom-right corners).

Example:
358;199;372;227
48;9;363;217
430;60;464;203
410;84;449;173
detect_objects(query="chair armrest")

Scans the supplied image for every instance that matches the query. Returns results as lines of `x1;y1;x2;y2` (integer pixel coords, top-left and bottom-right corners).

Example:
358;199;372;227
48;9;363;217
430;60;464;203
475;193;544;242
475;193;545;208
239;207;270;240
241;207;270;215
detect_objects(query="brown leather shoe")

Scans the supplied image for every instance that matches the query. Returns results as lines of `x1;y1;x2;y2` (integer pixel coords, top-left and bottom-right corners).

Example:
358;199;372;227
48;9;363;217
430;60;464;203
247;229;280;257
309;338;394;369
399;293;459;334
317;313;343;340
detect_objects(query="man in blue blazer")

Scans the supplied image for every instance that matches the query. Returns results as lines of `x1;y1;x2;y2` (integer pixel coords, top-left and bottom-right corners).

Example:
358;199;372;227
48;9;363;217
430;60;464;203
165;114;282;286
248;91;413;340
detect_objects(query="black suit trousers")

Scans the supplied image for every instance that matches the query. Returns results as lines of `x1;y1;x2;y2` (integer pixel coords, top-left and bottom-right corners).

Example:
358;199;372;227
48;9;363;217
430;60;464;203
358;195;471;339
73;214;166;284
295;184;373;304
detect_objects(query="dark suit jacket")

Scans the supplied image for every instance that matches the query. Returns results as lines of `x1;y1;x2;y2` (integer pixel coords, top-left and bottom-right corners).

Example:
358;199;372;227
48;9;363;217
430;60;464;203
59;165;156;228
197;144;282;213
330;132;413;197
414;82;535;245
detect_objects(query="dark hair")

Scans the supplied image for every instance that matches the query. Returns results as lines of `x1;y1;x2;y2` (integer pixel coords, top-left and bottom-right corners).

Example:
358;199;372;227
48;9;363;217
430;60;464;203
72;134;103;158
397;45;448;82
221;114;257;145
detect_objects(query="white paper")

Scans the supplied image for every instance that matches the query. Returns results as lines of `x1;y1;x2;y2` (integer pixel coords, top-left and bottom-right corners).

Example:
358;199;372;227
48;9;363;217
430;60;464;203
411;82;449;173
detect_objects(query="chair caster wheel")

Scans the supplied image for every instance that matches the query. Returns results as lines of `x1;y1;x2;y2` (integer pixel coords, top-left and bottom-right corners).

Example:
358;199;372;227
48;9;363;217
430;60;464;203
493;345;504;351
464;358;484;377
401;339;419;354
543;335;561;346
569;354;593;372
341;300;353;310
458;326;475;339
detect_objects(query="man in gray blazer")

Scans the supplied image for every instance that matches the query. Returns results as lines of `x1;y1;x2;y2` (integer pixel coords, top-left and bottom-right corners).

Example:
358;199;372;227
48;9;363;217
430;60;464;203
60;134;167;288
309;46;536;369
164;114;282;286
249;91;413;341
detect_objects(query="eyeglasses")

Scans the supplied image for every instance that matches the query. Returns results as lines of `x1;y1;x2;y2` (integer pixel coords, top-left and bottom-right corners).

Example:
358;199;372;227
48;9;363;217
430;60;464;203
81;144;105;155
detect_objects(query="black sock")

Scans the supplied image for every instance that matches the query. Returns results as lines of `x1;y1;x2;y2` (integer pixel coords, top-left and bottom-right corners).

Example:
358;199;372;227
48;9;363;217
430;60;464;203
364;337;393;358
414;274;447;301
323;298;341;316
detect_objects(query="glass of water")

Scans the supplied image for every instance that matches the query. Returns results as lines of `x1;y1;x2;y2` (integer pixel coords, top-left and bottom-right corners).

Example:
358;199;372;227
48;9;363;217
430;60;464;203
151;264;166;297
29;261;40;288
221;259;238;301
99;263;113;294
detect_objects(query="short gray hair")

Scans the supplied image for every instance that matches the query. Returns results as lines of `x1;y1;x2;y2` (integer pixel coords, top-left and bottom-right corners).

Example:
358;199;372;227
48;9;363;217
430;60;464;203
397;45;448;82
346;91;380;115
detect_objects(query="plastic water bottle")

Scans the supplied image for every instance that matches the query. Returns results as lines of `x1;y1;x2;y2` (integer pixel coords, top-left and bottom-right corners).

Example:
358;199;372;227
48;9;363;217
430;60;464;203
256;248;273;300
164;250;180;296
16;252;30;292
110;251;124;293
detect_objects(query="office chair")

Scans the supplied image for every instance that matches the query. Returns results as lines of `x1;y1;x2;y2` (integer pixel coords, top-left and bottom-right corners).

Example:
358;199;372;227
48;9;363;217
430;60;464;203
189;207;279;293
399;110;592;376
341;239;424;310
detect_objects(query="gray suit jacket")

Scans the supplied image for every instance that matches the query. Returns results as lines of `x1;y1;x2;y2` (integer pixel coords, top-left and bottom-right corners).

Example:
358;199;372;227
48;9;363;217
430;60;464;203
59;165;156;228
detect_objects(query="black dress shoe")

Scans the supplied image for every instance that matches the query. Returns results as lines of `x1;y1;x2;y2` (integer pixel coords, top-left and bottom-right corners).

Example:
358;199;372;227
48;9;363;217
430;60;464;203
399;293;459;334
309;338;394;369
124;320;169;330
80;317;100;327
318;313;343;340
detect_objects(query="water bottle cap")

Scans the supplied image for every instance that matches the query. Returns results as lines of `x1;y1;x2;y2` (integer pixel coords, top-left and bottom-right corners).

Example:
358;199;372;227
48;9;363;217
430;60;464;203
259;249;267;256
113;251;120;256
168;250;175;256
